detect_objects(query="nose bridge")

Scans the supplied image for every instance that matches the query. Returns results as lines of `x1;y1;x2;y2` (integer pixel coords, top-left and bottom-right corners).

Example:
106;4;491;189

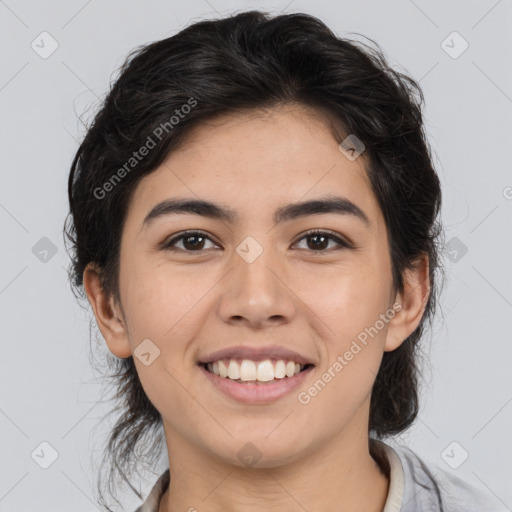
218;234;295;325
234;234;282;300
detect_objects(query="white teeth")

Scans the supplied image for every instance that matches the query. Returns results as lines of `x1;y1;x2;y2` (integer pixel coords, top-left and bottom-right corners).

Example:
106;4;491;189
227;360;240;379
274;360;286;379
285;361;295;377
218;360;228;378
205;358;308;382
256;360;274;381
240;360;257;381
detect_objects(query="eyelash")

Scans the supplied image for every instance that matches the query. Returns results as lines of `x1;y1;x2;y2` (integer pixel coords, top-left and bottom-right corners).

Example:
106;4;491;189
160;229;351;253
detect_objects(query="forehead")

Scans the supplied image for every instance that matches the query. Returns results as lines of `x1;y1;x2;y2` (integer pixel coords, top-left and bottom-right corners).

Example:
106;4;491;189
125;104;383;234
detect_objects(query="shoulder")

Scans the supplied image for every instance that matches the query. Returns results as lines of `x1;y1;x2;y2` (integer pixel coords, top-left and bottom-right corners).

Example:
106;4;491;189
376;440;506;512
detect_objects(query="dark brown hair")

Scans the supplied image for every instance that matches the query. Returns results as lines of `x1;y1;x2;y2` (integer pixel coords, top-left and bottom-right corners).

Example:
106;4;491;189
64;10;443;510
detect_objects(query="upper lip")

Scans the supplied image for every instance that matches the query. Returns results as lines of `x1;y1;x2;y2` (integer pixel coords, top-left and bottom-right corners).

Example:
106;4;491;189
197;345;315;366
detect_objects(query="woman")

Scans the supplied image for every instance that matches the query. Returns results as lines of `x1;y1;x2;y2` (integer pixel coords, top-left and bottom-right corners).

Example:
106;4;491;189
64;10;499;512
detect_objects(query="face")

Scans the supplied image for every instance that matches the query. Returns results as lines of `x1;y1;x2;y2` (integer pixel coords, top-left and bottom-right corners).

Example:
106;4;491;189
88;104;424;469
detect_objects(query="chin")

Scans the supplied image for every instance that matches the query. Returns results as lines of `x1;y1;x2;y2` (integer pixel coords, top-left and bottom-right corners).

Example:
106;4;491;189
216;436;307;470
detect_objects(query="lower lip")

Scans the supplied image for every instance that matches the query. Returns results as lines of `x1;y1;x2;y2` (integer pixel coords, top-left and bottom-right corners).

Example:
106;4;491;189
198;364;314;404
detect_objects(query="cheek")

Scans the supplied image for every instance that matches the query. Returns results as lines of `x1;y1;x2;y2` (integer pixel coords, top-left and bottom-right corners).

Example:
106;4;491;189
296;268;392;434
307;259;392;344
121;263;210;421
120;257;203;340
300;259;392;397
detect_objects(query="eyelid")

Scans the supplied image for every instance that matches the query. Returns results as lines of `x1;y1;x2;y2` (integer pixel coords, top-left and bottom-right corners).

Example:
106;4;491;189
160;228;353;252
296;228;352;249
159;230;220;252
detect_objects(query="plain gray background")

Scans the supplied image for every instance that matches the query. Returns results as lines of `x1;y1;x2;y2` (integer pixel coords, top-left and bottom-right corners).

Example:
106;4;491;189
1;0;511;510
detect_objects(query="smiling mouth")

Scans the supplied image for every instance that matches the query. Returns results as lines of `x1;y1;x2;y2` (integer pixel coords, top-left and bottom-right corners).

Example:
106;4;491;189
199;359;315;384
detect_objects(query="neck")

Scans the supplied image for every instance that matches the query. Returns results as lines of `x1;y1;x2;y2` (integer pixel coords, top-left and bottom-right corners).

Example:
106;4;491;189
159;426;389;512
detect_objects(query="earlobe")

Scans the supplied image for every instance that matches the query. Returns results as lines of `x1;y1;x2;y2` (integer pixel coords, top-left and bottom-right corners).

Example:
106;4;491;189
384;254;430;352
82;263;132;359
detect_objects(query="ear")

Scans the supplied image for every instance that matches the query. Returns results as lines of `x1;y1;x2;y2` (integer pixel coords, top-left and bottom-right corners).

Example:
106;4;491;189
82;262;132;358
384;253;430;352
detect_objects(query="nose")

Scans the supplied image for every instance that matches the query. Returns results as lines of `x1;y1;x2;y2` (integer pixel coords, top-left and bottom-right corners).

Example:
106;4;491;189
216;243;297;329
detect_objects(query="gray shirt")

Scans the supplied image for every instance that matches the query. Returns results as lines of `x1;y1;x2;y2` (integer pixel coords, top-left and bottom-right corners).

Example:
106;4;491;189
134;440;504;511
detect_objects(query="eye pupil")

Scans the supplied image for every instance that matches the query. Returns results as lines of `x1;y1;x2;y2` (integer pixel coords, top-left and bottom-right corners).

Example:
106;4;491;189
164;230;346;254
308;234;328;250
184;234;204;250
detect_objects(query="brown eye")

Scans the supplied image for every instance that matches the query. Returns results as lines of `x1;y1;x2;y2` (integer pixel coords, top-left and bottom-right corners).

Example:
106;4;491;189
161;229;350;254
294;230;350;252
162;231;217;252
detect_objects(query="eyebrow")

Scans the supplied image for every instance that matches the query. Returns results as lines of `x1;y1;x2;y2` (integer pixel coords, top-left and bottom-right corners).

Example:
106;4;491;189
141;194;371;230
